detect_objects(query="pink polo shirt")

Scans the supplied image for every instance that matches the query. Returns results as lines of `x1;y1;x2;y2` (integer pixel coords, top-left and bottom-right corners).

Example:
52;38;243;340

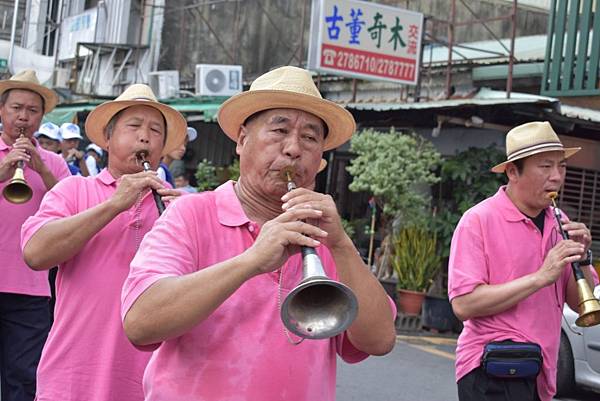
21;169;160;401
1;136;70;296
448;187;598;401
122;181;369;401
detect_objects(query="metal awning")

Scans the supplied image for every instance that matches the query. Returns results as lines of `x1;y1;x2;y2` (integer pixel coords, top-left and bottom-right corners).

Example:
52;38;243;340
345;88;558;112
44;98;224;125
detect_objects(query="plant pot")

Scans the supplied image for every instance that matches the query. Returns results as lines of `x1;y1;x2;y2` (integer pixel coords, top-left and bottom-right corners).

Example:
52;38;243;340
379;278;398;304
421;295;460;332
397;289;425;315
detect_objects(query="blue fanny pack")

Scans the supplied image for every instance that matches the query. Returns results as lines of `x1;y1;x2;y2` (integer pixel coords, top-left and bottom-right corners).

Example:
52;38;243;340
482;340;542;379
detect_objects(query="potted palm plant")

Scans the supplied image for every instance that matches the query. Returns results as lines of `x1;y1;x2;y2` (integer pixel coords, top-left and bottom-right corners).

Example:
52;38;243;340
392;226;441;315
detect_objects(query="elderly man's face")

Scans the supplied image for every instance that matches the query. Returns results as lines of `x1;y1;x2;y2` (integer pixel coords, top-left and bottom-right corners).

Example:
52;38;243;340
236;108;325;198
106;105;166;174
0;89;44;142
506;150;566;215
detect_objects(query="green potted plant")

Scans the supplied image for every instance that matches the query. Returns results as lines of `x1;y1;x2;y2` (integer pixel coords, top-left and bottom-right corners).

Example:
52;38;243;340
391;226;441;315
346;128;441;282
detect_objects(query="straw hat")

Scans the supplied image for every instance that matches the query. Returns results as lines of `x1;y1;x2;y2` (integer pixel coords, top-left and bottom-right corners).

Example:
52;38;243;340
491;121;580;173
85;84;187;156
218;66;355;151
0;69;59;112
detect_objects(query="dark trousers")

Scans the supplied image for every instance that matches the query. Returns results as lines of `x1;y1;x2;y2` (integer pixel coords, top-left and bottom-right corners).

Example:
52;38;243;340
458;367;541;401
0;292;51;401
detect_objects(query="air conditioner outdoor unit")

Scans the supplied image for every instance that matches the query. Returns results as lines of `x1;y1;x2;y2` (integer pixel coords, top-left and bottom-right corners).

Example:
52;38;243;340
196;64;242;96
54;68;70;88
148;70;180;99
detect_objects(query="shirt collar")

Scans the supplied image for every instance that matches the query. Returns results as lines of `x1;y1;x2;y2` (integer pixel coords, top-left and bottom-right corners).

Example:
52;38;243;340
494;186;551;222
97;168;117;186
215;180;251;227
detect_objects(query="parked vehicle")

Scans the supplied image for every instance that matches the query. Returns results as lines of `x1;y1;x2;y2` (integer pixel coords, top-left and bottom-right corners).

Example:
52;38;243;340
556;286;600;396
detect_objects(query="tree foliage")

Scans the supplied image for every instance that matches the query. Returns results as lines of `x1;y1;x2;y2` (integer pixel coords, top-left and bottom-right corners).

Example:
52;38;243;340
195;159;220;191
346;128;442;228
434;145;507;257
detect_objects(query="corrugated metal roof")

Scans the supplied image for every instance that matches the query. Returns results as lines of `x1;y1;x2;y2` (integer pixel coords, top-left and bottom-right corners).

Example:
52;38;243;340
346;88;557;111
559;105;600;123
422;34;547;66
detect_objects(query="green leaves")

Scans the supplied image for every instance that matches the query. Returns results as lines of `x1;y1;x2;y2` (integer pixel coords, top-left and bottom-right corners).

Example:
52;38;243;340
346;128;441;227
391;227;441;292
195;159;220;191
433;145;507;257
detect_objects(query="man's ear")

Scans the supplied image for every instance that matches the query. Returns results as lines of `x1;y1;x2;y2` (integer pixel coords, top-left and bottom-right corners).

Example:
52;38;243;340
505;162;519;183
235;125;248;156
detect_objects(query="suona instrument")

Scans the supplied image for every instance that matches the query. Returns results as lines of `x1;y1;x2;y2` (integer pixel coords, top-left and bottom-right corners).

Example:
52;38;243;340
136;150;165;215
3;128;33;204
548;191;600;327
279;166;358;339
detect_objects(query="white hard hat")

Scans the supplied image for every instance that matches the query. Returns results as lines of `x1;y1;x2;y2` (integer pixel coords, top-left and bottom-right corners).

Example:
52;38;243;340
86;143;103;156
187;126;197;142
60;123;83;140
35;122;61;141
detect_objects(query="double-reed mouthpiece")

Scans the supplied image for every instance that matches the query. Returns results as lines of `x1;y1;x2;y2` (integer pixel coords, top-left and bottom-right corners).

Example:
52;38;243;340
281;165;297;192
136;150;149;164
135;150;165;215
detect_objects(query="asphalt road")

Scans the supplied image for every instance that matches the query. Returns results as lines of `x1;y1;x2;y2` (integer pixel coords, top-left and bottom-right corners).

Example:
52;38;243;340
336;334;599;401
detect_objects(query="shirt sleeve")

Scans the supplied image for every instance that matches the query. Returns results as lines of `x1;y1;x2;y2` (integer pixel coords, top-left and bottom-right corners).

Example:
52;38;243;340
121;195;200;325
21;176;79;251
448;211;488;300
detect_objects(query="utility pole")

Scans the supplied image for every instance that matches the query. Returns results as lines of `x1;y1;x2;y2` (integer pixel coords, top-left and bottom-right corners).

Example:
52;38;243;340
8;0;19;72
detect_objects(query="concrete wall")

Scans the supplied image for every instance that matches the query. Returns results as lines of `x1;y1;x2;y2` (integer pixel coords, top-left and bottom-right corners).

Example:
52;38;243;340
159;0;550;87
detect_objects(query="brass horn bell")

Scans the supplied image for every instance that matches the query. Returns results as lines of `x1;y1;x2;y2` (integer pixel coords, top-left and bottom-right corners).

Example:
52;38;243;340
3;162;33;204
281;247;358;339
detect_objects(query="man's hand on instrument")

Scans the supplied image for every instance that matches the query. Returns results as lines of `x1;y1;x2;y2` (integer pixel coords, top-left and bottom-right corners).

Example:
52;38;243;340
538;239;585;287
108;171;164;213
66;148;85;161
14;136;46;173
281;187;347;249
157;187;182;204
560;217;592;255
0;148;29;181
245;207;327;275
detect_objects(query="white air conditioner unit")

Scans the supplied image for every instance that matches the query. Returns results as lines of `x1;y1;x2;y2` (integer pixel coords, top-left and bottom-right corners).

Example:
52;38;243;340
148;70;180;99
196;64;242;96
54;68;70;88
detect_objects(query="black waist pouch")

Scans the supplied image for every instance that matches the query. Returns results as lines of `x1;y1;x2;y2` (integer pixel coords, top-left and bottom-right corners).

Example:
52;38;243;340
481;340;542;379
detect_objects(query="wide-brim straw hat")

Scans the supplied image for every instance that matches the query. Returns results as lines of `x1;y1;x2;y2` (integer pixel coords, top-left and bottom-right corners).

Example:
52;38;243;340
0;69;59;112
491;121;581;173
85;84;187;156
218;66;356;151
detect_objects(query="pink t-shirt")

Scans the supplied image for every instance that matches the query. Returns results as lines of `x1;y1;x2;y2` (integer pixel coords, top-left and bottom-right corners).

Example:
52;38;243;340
1;136;70;296
21;169;160;401
122;181;369;401
448;187;598;401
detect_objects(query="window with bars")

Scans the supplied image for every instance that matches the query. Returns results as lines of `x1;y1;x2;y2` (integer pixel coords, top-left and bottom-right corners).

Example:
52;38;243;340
558;166;600;256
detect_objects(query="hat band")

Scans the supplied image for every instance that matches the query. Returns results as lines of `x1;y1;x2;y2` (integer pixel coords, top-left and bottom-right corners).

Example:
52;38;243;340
507;141;564;161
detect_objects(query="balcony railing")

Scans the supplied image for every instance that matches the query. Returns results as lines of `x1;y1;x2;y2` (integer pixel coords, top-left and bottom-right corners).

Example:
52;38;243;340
541;0;600;97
